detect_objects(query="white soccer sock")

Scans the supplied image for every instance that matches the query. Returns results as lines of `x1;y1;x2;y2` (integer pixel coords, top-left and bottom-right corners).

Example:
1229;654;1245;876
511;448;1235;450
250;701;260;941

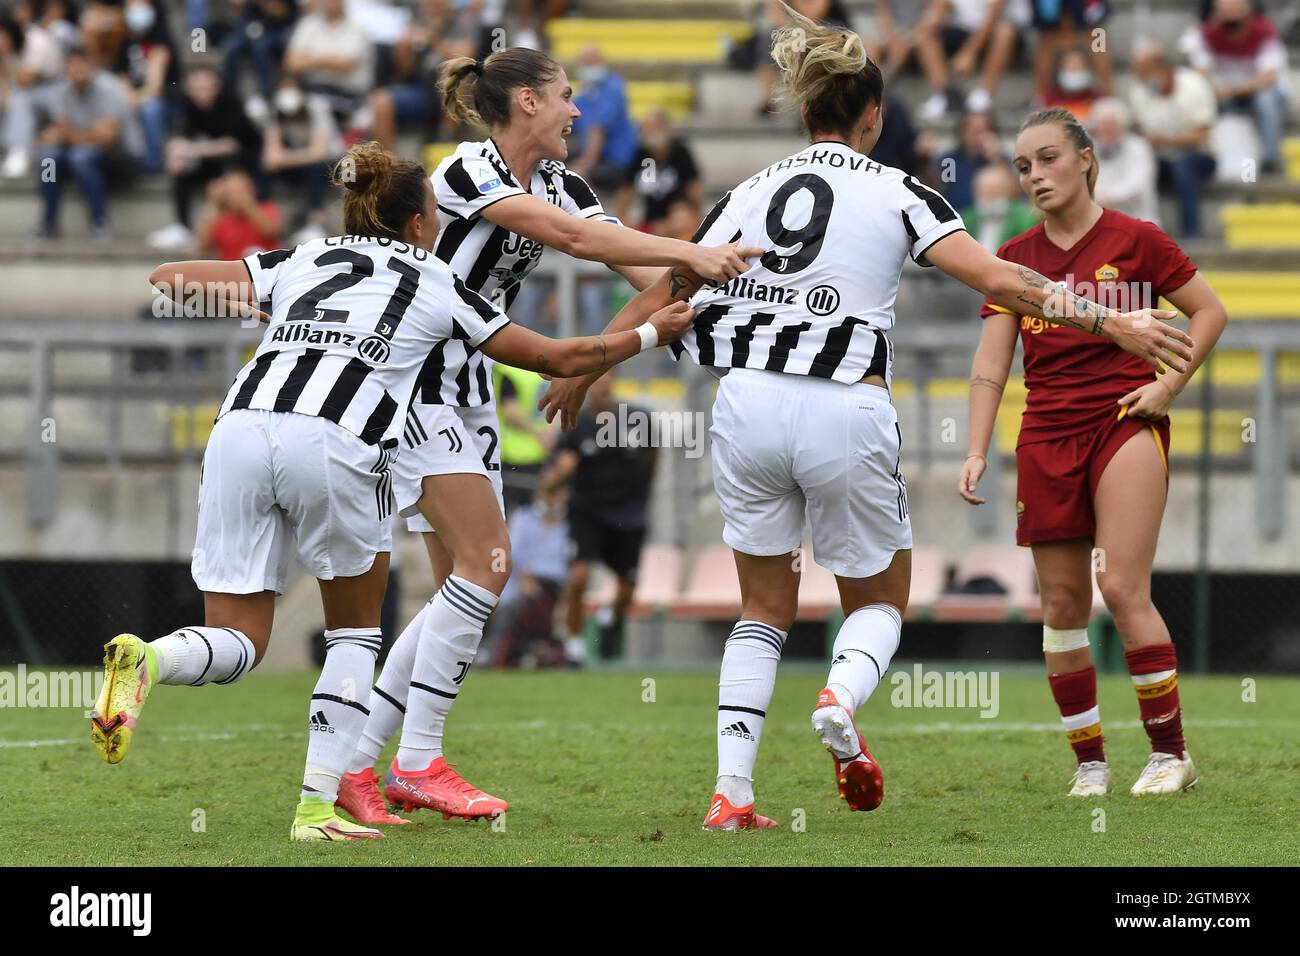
825;603;902;715
715;620;786;805
396;576;497;771
149;626;255;686
346;603;428;775
301;627;381;803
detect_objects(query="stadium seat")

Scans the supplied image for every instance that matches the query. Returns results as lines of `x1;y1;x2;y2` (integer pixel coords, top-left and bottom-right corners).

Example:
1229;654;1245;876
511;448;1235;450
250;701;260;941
1193;272;1300;319
545;18;753;64
1220;206;1300;250
631;543;684;613
1285;137;1300;184
421;142;459;173
676;544;741;618
625;82;695;122
168;403;219;453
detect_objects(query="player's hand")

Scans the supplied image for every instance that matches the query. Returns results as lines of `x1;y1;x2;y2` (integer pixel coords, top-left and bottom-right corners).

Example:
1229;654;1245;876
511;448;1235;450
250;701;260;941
958;454;987;505
649;300;696;345
232;300;271;325
1117;378;1178;420
1107;309;1194;374
686;241;765;285
537;374;592;431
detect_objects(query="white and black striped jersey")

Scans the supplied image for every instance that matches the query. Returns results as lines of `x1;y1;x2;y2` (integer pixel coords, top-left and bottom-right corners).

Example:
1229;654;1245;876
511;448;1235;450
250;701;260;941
219;236;509;446
418;138;614;407
673;141;965;386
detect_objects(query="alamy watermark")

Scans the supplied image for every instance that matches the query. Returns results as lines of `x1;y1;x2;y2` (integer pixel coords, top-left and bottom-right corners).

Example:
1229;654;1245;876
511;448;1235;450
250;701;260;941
0;665;104;710
594;403;707;459
890;663;1000;718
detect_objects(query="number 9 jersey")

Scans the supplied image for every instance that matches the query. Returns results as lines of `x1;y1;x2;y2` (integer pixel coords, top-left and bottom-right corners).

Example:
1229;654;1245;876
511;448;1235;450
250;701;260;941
673;141;964;387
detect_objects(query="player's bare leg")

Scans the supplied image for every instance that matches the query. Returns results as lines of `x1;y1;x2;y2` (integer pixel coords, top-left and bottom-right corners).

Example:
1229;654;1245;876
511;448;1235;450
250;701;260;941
561;560;592;665
339;533;452;825
811;549;910;812
383;474;509;821
1095;429;1196;795
703;550;796;831
1033;540;1112;796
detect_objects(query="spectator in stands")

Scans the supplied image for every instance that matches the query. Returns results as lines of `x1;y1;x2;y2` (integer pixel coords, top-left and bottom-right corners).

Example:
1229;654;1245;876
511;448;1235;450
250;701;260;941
964;162;1039;250
614;110;703;239
1187;0;1290;174
147;64;262;250
195;168;281;259
1130;40;1217;237
1029;0;1112;103
224;0;298;99
542;371;655;666
1042;45;1102;121
865;0;931;82
369;0;479;151
757;0;852;115
937;108;1006;214
869;92;925;176
568;44;637;194
487;488;571;668
511;0;568;51
111;0;175;172
1;0;76;178
916;0;1024;120
494;362;555;516
1089;96;1159;223
283;0;374;132
256;75;340;242
37;44;138;238
80;1;125;67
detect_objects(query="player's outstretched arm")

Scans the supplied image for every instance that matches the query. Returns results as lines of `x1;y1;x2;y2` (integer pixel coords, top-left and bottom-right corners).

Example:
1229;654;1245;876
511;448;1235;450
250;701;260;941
959;312;1019;506
482;301;695;379
536;264;709;430
924;230;1195;373
484;195;762;285
148;259;269;323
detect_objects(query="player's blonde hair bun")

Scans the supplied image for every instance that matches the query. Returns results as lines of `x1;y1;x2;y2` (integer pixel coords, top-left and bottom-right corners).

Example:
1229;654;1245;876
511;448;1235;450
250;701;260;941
768;2;883;136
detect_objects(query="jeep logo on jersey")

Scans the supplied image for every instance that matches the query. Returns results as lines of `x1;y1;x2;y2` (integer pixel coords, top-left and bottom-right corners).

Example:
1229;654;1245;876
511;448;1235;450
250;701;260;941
357;334;391;364
806;285;840;316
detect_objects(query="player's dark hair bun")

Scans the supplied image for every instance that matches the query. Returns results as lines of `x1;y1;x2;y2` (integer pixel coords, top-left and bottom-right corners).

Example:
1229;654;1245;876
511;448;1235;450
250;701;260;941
331;141;426;239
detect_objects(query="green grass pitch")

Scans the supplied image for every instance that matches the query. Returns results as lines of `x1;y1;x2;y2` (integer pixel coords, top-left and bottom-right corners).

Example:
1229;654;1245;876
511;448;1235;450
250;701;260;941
2;668;1297;866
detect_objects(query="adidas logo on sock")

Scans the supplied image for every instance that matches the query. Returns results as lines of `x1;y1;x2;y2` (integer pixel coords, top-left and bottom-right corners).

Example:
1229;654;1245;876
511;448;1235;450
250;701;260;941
309;710;335;734
720;721;755;741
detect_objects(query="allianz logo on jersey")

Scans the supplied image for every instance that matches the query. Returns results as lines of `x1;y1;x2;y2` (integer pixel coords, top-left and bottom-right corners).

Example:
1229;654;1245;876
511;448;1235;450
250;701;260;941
712;275;842;316
269;319;392;364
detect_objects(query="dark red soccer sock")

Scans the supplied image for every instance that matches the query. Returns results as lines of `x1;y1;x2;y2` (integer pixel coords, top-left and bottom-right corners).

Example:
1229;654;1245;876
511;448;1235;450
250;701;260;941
1125;643;1186;756
1048;666;1105;764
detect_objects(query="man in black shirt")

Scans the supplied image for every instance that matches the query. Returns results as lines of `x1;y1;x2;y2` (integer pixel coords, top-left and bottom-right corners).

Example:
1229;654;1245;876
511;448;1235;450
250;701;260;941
614;110;703;240
541;372;656;664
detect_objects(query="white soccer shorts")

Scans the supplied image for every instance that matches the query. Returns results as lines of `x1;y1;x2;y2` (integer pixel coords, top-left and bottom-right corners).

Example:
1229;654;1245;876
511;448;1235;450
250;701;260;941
192;409;394;594
393;402;505;534
709;367;912;579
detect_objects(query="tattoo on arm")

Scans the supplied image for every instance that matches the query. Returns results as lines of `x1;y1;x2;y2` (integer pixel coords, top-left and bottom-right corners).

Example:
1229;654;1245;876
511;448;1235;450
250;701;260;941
970;375;1005;393
1012;265;1111;335
668;268;691;300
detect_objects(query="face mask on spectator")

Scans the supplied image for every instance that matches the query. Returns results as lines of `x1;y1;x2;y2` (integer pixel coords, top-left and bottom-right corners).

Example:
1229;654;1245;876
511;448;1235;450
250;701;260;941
276;88;305;115
126;4;155;32
577;64;607;86
1058;70;1094;93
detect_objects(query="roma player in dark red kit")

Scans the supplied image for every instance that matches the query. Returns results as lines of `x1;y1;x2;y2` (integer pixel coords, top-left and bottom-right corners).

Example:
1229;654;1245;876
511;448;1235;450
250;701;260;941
960;108;1228;796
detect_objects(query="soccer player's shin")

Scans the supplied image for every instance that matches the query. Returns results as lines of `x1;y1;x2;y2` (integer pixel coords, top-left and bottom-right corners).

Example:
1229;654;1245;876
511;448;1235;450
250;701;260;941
347;603;426;775
810;603;898;812
151;626;256;685
824;603;902;719
705;621;784;830
396;577;496;768
301;627;381;804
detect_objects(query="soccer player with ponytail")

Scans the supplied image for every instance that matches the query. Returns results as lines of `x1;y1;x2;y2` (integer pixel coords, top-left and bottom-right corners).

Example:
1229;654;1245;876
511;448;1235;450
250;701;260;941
960;108;1228;796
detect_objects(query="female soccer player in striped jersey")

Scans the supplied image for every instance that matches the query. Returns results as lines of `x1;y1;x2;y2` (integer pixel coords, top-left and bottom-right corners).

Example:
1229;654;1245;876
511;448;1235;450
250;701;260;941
93;142;694;842
959;108;1227;797
541;3;1195;830
334;48;761;827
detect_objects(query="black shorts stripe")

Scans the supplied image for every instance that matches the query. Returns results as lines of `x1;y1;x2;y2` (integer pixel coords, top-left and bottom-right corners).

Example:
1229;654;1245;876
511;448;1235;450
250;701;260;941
311;692;370;715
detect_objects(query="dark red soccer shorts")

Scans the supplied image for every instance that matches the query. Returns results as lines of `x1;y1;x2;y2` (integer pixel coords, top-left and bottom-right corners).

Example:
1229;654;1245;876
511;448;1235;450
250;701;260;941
1014;412;1170;546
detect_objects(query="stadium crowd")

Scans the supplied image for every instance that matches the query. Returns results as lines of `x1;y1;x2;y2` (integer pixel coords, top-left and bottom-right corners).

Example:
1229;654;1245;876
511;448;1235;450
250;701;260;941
0;0;1293;664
